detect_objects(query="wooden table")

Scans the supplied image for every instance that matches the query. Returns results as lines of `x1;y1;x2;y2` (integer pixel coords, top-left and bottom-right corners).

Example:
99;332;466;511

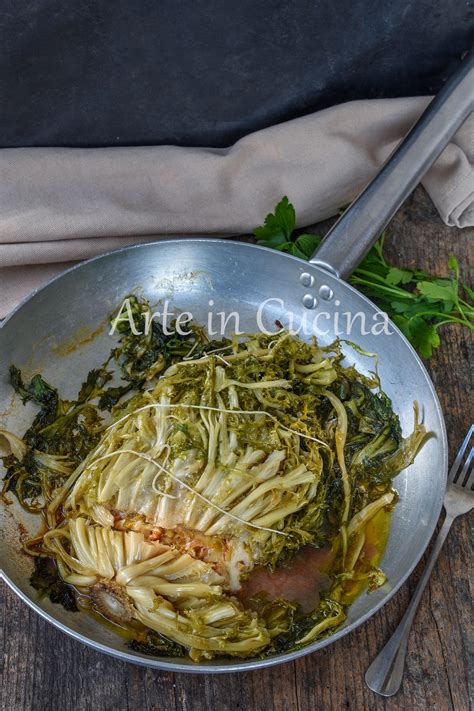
1;187;472;711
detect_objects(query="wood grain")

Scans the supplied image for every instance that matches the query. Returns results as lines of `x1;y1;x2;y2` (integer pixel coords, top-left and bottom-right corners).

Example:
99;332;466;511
1;186;472;711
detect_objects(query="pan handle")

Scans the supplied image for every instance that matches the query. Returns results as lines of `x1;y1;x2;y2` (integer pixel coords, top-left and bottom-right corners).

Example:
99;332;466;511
309;52;474;280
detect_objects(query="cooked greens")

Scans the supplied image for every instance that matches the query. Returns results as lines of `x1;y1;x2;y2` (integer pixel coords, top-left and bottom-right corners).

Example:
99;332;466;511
1;296;427;661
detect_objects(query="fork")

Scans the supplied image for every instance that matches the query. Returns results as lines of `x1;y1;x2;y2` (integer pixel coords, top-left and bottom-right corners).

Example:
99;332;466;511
365;424;474;697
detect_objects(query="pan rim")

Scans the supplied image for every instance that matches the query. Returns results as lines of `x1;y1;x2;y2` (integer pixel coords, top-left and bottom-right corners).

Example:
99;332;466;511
0;238;448;672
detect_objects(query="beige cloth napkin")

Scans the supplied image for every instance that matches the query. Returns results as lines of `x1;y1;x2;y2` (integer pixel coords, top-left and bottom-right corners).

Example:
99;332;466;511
1;96;472;317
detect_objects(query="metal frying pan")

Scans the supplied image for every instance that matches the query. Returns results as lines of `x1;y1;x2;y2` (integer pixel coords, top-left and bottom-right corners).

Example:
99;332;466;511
1;55;472;673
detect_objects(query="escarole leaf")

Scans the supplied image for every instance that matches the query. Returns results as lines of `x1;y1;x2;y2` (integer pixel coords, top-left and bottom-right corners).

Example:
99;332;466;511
127;631;186;658
0;430;27;461
30;557;78;612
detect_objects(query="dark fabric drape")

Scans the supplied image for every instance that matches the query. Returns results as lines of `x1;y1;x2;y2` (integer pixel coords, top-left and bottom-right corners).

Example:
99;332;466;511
1;0;472;148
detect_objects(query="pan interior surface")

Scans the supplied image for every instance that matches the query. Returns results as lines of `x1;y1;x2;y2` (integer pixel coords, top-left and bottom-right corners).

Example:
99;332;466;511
0;240;447;672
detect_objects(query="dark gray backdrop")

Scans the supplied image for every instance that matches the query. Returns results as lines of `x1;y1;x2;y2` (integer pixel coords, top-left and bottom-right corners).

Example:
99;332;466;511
1;0;473;148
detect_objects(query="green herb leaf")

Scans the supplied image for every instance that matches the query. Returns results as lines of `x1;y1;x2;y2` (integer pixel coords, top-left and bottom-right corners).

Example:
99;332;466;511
386;267;414;286
389;301;413;314
255;233;289;249
407;317;441;359
254;196;295;243
294;233;322;259
416;280;458;304
462;282;474;301
448;254;460;281
254;197;474;360
287;243;308;259
274;195;296;237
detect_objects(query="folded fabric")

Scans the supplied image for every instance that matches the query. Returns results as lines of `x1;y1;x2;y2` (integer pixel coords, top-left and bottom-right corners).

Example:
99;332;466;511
1;96;472;317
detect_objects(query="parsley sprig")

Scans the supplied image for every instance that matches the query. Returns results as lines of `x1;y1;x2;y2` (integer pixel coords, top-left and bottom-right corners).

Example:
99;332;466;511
255;197;473;358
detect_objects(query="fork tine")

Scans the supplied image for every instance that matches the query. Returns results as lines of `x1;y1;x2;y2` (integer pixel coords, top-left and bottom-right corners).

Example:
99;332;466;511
466;465;474;490
448;425;474;483
457;448;473;485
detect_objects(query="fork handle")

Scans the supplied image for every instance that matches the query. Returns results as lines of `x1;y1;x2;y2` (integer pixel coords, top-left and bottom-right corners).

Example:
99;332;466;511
365;511;454;697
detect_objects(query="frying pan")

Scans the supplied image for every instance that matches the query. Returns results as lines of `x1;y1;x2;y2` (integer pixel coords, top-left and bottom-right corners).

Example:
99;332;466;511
1;55;473;673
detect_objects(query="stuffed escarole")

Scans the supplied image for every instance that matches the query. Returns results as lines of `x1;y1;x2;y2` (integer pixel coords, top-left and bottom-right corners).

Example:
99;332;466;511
1;297;427;661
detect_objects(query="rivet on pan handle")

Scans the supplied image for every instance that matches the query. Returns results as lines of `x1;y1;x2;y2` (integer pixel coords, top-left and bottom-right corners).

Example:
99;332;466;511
310;52;474;281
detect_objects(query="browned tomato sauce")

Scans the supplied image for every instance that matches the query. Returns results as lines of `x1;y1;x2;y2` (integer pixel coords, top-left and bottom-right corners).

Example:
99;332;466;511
238;545;334;614
239;508;391;613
